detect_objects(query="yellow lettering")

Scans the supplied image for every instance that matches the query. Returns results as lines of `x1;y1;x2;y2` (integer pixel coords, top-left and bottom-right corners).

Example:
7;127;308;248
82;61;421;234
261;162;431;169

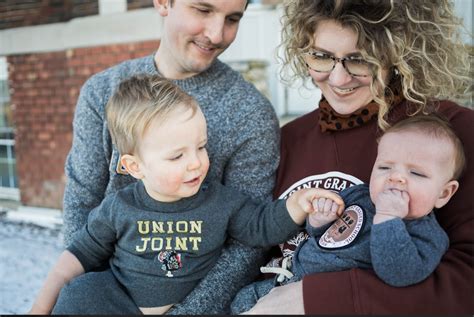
135;237;150;252
176;221;187;233
189;221;202;234
166;221;174;233
151;237;163;251
189;237;201;250
152;221;164;233
165;237;173;250
137;221;150;234
175;237;188;251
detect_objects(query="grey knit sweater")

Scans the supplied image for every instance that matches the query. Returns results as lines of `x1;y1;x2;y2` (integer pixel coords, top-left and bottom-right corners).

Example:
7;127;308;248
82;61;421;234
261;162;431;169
68;180;300;307
62;54;280;314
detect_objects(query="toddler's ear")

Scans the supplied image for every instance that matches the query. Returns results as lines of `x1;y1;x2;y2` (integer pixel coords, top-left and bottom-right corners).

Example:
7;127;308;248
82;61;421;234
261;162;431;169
153;0;170;16
120;154;144;180
434;180;459;209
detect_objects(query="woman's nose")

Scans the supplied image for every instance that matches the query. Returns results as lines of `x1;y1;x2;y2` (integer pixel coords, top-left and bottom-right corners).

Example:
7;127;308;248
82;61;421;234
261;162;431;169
328;62;353;86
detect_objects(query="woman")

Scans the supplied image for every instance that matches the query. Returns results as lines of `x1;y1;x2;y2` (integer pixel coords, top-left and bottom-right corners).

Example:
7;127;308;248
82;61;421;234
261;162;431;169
245;0;473;314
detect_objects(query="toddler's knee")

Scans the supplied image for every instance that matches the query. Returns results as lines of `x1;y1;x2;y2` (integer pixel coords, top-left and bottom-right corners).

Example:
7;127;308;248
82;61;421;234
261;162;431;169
51;274;100;314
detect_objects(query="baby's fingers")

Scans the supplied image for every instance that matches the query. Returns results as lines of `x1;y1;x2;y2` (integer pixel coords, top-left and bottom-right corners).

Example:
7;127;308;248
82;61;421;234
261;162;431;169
322;198;336;216
317;198;326;213
301;198;315;213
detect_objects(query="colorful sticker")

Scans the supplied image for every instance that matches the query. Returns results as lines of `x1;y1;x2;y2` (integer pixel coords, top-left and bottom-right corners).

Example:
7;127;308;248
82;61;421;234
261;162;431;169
157;250;182;277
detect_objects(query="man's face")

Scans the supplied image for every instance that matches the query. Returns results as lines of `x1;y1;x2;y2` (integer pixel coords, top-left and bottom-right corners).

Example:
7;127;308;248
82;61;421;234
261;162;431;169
155;0;246;79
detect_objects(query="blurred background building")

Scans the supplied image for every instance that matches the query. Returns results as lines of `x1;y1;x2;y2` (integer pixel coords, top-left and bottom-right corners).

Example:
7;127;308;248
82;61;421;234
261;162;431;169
0;0;472;211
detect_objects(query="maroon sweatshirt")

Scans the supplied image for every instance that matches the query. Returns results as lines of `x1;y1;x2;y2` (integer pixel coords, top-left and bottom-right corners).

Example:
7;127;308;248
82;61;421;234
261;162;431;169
274;100;474;314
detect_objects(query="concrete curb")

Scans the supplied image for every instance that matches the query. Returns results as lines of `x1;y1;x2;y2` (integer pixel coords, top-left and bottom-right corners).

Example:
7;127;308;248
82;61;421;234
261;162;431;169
2;206;63;229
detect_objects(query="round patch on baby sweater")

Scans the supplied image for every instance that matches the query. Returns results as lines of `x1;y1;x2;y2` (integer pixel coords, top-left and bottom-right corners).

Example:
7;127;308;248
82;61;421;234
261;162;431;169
318;204;365;249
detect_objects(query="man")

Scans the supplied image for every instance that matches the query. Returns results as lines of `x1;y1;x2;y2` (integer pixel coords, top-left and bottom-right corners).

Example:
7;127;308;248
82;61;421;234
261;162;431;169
56;0;280;314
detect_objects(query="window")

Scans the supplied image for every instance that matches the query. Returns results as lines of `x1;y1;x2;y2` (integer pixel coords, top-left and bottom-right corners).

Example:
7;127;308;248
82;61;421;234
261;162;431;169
0;57;19;200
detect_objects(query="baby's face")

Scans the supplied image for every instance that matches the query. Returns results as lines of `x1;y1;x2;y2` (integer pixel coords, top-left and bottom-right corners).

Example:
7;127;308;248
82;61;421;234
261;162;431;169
137;104;209;202
369;130;456;219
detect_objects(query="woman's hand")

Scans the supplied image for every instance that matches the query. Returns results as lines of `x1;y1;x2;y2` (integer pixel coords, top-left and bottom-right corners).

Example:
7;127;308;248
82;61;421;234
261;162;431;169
241;280;304;315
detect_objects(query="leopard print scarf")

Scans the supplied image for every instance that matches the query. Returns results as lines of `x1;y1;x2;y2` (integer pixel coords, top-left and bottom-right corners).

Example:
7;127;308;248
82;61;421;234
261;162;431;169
318;98;379;132
318;92;404;132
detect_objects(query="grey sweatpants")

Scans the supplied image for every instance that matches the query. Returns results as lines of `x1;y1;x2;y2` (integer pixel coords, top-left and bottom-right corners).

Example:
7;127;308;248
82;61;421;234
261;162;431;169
52;269;141;315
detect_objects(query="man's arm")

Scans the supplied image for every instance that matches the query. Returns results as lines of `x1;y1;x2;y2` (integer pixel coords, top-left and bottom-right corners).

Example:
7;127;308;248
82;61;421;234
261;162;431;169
62;78;110;247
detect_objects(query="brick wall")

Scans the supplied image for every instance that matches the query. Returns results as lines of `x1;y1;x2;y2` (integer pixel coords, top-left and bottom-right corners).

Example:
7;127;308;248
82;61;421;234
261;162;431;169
127;0;153;11
8;40;159;209
0;0;99;30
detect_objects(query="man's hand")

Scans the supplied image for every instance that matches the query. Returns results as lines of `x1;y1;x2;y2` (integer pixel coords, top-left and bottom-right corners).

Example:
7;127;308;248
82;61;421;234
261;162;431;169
241;280;304;315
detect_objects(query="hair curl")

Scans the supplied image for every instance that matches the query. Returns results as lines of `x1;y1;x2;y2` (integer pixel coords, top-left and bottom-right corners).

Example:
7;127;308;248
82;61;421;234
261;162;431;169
279;0;472;129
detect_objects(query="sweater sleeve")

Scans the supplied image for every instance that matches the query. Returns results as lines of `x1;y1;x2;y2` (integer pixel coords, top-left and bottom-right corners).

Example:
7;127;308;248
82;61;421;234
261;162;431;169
228;198;301;247
221;84;280;202
370;216;449;287
62;76;111;247
301;104;474;314
66;196;117;271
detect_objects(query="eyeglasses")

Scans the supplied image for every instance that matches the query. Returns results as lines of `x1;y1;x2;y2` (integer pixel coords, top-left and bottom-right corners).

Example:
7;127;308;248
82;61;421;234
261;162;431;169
302;51;372;77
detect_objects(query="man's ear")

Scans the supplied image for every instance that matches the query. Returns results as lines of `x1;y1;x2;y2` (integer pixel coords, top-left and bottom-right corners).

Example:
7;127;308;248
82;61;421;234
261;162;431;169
153;0;170;16
434;180;459;209
120;154;144;180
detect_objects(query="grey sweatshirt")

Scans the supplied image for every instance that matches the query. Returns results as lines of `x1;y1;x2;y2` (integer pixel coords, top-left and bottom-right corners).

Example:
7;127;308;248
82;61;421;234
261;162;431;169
62;55;280;313
68;181;300;307
293;184;449;287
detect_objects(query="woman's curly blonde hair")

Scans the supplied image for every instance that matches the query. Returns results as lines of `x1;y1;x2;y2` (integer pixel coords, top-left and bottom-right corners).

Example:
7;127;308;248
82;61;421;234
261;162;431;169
279;0;472;129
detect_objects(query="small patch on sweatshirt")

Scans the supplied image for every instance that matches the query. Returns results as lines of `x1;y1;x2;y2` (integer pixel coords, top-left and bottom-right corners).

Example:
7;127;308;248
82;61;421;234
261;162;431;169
318;204;365;249
157;250;182;277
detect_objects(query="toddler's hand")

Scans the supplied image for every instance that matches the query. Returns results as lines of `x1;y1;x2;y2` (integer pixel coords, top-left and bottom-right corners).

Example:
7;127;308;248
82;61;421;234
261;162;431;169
286;188;344;226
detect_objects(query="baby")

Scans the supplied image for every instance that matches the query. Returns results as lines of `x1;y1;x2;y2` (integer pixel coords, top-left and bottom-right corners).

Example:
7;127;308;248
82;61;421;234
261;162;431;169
232;113;465;313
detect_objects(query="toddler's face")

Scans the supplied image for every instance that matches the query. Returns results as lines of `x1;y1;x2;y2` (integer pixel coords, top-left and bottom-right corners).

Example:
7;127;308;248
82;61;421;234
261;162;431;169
137;104;209;202
369;130;456;219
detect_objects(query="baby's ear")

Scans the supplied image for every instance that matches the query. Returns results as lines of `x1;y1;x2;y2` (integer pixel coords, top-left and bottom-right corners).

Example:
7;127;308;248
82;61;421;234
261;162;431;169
120;154;144;180
434;180;459;209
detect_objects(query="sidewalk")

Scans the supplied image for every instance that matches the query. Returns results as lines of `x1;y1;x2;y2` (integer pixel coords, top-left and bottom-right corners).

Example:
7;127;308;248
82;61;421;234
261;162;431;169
0;200;63;314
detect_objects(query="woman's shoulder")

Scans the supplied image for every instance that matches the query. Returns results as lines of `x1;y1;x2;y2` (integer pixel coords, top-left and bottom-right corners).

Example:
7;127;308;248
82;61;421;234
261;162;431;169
435;100;473;144
281;108;320;138
435;100;473;121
